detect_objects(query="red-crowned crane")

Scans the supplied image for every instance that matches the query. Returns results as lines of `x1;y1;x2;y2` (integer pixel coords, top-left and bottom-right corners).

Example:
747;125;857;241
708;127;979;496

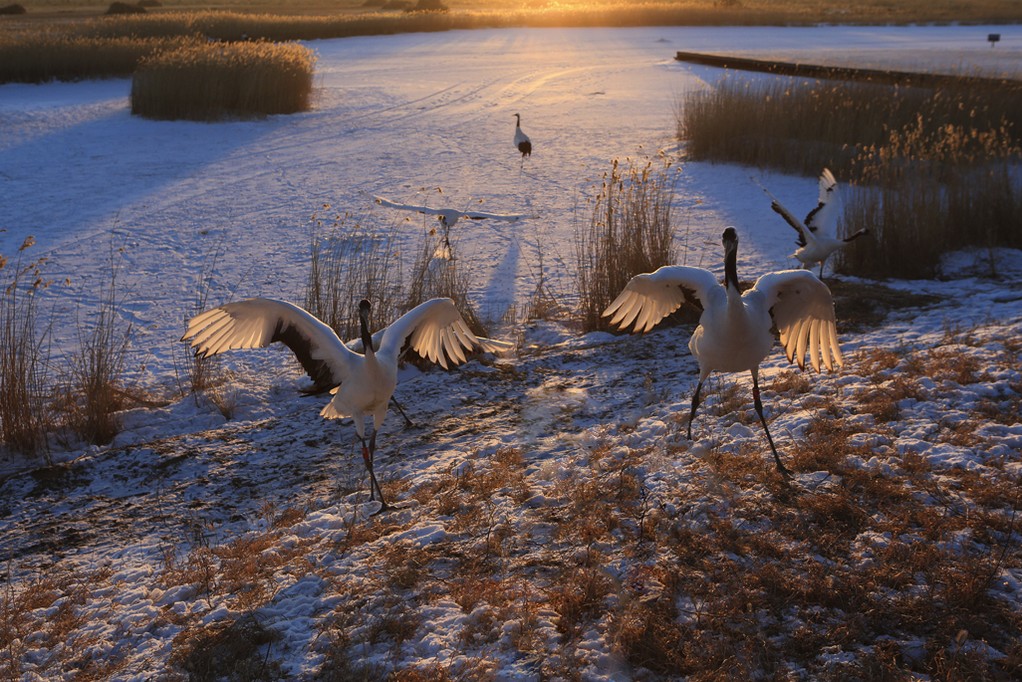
182;297;512;510
374;195;524;258
766;168;869;277
513;113;532;161
603;227;843;475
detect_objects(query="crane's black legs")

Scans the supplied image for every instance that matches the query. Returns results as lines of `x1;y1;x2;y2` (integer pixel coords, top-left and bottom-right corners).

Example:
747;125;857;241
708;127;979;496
751;370;791;477
390;396;414;428
687;379;705;440
360;433;389;511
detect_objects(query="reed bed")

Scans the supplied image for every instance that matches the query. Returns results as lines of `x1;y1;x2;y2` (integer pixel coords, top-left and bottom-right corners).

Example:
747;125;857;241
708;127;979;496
0;33;198;83
680;76;1022;278
130;40;316;120
0;239;53;462
305;215;403;343
680;77;1022;178
575;156;680;332
6;0;1022;84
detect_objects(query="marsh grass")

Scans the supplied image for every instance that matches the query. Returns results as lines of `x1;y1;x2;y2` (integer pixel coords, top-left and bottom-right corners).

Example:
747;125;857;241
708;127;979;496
405;231;487;337
839;126;1022;278
131;40;316;120
10;0;1020;84
0;238;54;462
0;33;198;83
680;76;1022;278
61;261;132;446
575;155;680;332
305;212;403;342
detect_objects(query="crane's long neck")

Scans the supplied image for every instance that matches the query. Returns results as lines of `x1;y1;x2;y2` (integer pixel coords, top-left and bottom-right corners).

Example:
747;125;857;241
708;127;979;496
360;311;375;358
724;241;741;296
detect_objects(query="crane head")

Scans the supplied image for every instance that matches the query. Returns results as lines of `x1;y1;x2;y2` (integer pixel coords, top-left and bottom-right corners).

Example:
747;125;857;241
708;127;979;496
722;227;738;249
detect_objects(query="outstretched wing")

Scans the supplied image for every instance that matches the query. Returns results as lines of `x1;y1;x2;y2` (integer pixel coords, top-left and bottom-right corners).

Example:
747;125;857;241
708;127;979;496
374;195;444;217
803;168;839;237
461;209;524;222
750;270;843;372
182;298;358;391
603;265;724;333
769;197;811;247
377;298;512;369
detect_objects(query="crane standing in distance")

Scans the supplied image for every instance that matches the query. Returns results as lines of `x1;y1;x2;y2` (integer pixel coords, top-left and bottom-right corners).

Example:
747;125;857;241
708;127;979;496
603;227;843;476
513;113;532;165
182;297;512;511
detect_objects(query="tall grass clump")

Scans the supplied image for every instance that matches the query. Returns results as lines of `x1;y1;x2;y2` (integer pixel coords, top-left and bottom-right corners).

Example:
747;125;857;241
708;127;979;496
574;155;680;332
61;263;133;445
304;213;403;343
680;76;1022;278
680;76;1022;177
404;230;487;336
838;118;1022;279
130;40;316;120
0;238;53;462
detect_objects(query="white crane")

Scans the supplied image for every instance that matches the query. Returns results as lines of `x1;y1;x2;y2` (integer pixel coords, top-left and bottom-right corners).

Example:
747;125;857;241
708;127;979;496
182;297;512;510
374;195;524;257
513;113;532;161
765;168;868;277
603;227;843;475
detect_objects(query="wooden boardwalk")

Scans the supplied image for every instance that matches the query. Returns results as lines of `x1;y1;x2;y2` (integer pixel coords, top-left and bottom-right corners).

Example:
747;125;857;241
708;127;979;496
674;50;1018;89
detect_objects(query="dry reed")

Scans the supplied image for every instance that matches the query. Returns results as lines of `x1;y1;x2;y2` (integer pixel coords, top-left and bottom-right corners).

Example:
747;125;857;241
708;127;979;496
130;40;316;120
0;238;53;462
9;1;1022;84
404;231;487;337
680;76;1022;278
61;263;132;445
574;155;680;332
304;213;403;342
0;33;198;83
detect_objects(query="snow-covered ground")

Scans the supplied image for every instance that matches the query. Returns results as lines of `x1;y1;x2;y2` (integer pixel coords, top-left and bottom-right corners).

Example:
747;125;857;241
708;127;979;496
1;24;1021;680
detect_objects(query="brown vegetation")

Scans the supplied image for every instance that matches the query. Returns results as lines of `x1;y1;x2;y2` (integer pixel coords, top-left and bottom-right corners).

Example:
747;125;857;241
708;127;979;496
7;0;1020;84
575;155;681;332
0;238;54;462
305;211;403;342
131;40;316;120
680;76;1022;278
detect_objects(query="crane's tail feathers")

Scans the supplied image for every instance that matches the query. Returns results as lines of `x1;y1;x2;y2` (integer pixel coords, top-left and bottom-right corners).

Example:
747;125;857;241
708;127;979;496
319;400;350;420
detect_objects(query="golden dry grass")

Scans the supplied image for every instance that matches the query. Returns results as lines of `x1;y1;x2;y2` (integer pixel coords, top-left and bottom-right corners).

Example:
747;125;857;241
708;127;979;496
0;238;54;461
130;40;315;119
575;155;681;332
680;77;1022;278
8;0;1022;84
